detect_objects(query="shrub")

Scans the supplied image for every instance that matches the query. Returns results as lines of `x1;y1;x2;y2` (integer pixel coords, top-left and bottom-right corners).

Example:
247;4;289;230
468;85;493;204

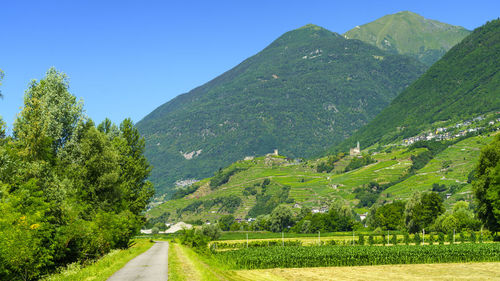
404;232;410;245
438;232;445;245
368;235;374;246
358;234;365;246
414;233;421;245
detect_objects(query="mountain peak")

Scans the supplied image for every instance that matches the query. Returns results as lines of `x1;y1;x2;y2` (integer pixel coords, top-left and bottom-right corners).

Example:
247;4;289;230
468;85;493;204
298;23;324;31
395;11;421;17
344;11;471;66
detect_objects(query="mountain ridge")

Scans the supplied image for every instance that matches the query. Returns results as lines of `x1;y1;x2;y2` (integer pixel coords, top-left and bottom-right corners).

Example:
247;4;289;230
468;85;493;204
344;11;471;66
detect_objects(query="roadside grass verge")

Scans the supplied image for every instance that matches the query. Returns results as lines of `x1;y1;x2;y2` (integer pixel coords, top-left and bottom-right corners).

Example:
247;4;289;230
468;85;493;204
41;239;154;281
169;241;242;281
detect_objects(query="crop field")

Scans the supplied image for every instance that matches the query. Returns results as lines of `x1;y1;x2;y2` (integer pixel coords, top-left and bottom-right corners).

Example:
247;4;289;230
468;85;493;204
214;243;500;269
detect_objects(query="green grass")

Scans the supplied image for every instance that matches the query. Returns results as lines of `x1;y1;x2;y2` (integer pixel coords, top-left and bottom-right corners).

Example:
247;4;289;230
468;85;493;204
41;239;154;281
168;242;235;281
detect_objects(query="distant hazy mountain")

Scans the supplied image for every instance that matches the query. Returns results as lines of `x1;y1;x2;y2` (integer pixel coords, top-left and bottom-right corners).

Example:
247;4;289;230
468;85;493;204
137;24;426;196
337;19;500;151
344;11;471;66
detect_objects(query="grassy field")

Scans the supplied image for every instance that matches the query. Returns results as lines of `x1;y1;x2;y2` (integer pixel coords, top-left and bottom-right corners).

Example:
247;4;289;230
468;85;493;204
232;262;500;281
41;239;154;281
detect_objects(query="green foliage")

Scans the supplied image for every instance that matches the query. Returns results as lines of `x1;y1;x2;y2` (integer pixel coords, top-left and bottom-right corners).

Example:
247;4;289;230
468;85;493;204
137;24;426;197
404;192;445;233
210;167;246;189
269;205;293;232
242;186;257;196
292;203;356;233
404;232;410;245
179;195;242;216
344;156;375;172
353;182;380;208
337;19;500;152
215;243;500;269
473;134;500;231
179;228;209;252
316;155;340;173
212;240;302;250
433;201;481;233
414;232;421;245
368;235;375;246
438;232;445;245
201;224;221;241
171;183;200;200
391;234;398;245
369;201;405;230
0;68;154;280
218;215;235;231
358;234;365;245
447;231;454;244
247;185;290;218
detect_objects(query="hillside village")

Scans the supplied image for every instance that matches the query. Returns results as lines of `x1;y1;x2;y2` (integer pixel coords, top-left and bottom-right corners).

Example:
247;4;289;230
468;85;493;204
402;113;500;145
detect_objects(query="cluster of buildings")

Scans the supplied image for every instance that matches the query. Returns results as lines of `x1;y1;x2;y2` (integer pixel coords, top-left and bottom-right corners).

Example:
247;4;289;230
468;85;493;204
402;115;499;146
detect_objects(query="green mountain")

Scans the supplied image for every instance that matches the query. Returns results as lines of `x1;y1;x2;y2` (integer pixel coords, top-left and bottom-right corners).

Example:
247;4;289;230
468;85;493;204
137;24;426;196
337;19;500;151
344;11;471;66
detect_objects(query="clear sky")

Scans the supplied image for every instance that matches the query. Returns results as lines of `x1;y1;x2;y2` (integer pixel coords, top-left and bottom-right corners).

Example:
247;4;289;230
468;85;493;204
1;0;498;131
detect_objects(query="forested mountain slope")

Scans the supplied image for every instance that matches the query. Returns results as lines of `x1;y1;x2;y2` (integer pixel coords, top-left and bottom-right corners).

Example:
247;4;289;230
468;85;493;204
344;11;471;66
337;19;500;152
137;24;426;196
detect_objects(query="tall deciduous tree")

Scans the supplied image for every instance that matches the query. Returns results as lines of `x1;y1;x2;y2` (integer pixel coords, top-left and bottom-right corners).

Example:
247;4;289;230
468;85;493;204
13;67;83;160
473;134;500;232
404;192;444;233
270;205;293;232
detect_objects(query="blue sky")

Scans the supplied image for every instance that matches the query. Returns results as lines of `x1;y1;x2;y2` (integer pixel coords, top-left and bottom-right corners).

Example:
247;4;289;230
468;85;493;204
1;0;498;130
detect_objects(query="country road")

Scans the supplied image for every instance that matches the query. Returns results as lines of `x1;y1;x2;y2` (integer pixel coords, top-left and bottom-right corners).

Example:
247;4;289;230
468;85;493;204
107;241;169;281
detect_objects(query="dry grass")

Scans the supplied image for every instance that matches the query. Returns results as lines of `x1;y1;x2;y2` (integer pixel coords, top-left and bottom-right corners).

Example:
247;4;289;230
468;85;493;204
232;262;500;281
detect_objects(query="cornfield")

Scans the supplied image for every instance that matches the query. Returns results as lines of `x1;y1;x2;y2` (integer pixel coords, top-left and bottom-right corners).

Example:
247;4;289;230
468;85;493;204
214;243;500;269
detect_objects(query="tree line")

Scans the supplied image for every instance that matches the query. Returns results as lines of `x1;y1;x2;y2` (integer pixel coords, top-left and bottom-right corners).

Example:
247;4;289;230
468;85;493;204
0;68;154;280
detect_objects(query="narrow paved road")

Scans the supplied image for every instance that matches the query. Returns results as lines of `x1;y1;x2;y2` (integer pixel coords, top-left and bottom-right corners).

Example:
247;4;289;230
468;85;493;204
107;241;168;281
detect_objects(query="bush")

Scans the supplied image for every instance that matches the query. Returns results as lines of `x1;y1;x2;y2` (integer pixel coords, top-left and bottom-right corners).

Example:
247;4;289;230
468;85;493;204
368;235;374;246
447;231;454;244
358;234;365;246
470;232;477;243
429;233;435;245
438;232;445;245
414;233;421;245
404;232;410;245
391;234;398;245
201;224;221;241
179;228;209;252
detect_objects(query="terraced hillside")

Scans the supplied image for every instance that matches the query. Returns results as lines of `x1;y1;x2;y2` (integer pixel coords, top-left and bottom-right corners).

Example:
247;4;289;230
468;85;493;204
382;134;495;203
147;130;498;224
